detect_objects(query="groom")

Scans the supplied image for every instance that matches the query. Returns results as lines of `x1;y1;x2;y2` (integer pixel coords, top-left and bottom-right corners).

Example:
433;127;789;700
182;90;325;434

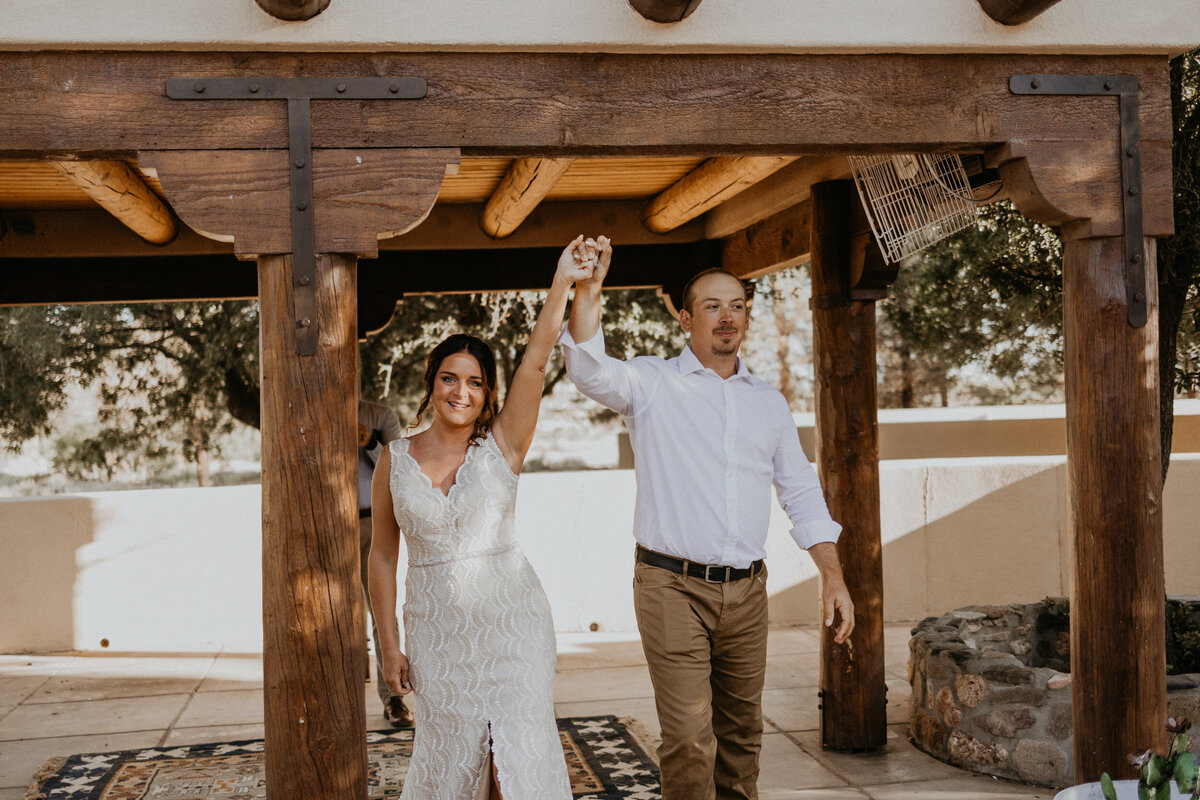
561;236;854;800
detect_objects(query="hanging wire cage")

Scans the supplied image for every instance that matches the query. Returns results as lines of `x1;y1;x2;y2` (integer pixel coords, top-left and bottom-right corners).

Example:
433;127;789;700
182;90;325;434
847;153;979;264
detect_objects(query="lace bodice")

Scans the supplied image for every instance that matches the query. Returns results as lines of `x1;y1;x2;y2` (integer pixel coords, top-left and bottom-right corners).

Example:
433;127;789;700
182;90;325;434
389;432;519;567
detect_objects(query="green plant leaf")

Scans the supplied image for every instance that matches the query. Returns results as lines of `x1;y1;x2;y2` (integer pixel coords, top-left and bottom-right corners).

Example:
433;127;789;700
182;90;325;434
1176;752;1198;793
1102;772;1119;800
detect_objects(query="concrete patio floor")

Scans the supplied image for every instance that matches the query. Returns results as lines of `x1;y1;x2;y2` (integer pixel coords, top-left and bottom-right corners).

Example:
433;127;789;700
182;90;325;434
0;623;1057;799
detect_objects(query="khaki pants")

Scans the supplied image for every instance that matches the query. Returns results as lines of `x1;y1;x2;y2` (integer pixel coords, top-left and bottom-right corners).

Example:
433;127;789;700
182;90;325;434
633;557;769;800
359;514;401;706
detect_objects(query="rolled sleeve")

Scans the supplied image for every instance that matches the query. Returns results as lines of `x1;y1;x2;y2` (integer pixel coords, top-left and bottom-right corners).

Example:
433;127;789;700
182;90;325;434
772;411;842;550
560;327;639;416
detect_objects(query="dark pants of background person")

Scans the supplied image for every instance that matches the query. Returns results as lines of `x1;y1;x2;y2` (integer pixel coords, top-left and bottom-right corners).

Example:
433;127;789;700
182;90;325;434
634;556;769;800
359;514;402;706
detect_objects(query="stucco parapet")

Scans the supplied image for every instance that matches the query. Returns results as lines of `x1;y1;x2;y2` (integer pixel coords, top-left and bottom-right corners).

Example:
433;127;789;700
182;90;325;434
1;0;1198;55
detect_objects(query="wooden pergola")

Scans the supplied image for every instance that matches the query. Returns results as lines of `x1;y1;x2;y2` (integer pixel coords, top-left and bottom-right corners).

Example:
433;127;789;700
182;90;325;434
0;22;1173;797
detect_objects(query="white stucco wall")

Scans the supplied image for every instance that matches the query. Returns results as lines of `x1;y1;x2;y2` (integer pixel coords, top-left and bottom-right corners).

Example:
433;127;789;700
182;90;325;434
2;454;1198;653
1;0;1198;55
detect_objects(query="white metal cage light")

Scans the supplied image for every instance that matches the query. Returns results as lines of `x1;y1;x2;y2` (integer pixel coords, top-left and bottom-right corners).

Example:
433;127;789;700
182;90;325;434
847;153;979;264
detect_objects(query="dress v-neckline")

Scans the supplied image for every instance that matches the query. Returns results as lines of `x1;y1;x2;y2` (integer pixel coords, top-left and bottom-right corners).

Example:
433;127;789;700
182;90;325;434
399;434;484;501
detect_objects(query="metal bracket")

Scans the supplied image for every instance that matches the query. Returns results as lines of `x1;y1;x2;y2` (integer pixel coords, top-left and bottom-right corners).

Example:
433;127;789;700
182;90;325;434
166;77;427;354
1009;74;1147;328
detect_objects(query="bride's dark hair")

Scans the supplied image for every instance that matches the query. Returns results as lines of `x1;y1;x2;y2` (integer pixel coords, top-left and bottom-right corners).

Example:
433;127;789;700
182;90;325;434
411;334;499;444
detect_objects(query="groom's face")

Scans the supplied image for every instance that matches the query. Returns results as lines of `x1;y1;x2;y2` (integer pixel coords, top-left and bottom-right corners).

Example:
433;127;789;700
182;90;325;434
679;273;749;359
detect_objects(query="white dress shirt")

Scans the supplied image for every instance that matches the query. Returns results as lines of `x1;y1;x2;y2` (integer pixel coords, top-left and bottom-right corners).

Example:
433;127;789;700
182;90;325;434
561;328;841;569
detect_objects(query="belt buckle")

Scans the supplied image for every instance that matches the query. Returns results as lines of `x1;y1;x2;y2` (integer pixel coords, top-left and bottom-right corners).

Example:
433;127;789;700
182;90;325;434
704;564;729;583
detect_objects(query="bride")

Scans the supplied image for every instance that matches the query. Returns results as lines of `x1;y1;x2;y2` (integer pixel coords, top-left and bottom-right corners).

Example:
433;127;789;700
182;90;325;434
367;236;602;800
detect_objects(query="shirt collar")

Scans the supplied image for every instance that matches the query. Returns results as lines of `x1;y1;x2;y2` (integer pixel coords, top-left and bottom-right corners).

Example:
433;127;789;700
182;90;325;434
678;345;753;381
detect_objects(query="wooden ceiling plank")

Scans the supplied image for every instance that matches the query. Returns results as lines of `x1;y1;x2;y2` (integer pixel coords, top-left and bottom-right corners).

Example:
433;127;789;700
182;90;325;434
51;159;176;244
480;157;575;238
643;156;797;234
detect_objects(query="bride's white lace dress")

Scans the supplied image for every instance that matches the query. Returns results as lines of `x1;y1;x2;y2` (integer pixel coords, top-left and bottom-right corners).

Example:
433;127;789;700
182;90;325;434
389;432;570;800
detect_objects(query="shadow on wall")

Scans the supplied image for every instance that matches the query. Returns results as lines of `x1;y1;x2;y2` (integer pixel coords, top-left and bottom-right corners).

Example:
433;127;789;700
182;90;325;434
765;463;1069;625
0;495;96;652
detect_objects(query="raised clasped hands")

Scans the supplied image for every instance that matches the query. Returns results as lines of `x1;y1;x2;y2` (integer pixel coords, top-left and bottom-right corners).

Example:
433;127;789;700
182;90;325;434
557;234;612;289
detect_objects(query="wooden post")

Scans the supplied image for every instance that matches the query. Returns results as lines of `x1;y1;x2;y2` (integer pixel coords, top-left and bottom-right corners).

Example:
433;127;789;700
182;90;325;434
259;251;366;799
1062;233;1166;782
809;180;887;751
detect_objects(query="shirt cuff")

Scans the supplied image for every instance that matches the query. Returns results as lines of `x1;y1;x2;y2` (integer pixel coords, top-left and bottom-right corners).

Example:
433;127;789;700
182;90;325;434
789;519;842;550
558;326;606;355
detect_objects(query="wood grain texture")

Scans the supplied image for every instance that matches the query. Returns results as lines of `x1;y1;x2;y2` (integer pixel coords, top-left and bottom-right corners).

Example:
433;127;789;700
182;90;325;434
1062;234;1166;782
480;157;575;238
643;156;796;233
810;180;887;752
139;148;457;255
703;156;851;239
991;139;1174;238
0;52;1172;155
258;251;366;800
50;159;176;244
719;199;811;278
976;0;1063;25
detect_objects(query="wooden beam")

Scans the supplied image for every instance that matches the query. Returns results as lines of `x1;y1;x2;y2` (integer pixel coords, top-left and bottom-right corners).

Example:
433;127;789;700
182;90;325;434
258;251;365;799
480;157;575;238
140;149;458;256
0;52;1172;158
976;0;1063;25
643;156;796;233
990;139;1175;237
810;180;887;752
628;0;703;22
0;201;706;259
0;243;716;306
719;200;811;279
50;160;176;245
703;156;852;239
254;0;329;20
1063;233;1166;783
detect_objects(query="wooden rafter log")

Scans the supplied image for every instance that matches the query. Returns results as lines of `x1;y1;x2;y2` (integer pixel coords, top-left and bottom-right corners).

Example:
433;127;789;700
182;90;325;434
480;157;575;239
253;0;329;21
51;160;176;245
976;0;1063;25
628;0;703;22
643;156;797;234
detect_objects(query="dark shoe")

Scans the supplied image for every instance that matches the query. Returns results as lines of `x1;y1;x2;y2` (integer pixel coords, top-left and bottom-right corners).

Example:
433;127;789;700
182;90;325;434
385;696;414;729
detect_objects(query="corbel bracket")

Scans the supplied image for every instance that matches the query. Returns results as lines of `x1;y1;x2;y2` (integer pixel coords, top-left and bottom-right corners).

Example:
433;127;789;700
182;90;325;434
166;77;427;354
1009;74;1146;327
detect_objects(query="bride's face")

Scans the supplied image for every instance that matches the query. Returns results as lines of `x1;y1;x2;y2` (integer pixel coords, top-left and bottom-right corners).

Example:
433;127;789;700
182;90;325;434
431;351;487;428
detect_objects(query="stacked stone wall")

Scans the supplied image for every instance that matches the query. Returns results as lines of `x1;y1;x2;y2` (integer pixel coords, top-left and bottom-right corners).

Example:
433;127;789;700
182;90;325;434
908;598;1200;787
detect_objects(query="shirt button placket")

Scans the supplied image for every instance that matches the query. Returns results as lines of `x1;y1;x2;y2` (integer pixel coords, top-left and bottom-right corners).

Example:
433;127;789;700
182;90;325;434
722;381;739;566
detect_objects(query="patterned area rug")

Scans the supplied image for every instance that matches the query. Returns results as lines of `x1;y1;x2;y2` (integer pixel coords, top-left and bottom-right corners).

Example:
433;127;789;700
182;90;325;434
25;716;660;800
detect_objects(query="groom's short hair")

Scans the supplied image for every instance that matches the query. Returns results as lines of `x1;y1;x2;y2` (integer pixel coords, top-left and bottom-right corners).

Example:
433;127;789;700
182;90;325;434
681;268;751;314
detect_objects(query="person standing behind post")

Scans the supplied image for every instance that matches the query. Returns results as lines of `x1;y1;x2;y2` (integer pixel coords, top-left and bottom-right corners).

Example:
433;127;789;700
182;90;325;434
358;398;414;728
561;236;855;800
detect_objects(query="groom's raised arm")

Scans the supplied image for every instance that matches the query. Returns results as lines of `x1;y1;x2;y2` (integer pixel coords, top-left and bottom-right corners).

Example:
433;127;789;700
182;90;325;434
562;237;640;417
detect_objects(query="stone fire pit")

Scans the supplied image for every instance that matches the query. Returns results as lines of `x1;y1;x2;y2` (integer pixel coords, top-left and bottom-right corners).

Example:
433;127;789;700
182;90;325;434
908;597;1200;787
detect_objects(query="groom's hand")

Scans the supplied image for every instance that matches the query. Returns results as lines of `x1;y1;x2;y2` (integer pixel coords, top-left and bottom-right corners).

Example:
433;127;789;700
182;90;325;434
575;235;611;294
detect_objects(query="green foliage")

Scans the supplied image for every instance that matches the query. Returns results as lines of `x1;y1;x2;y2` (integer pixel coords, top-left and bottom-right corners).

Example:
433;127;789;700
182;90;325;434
1167;601;1200;675
879;201;1065;406
0;305;108;448
1163;47;1200;396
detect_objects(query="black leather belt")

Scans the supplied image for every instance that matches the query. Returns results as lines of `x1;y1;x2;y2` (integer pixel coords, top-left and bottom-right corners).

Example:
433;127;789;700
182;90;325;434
359;508;372;519
636;545;763;583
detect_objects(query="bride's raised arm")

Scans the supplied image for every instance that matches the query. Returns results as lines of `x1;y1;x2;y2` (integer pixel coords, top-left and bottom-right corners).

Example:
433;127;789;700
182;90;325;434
492;235;596;472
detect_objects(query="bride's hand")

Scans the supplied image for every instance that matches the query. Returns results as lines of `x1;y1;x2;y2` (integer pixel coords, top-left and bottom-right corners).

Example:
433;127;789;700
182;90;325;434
382;649;414;696
555;235;596;286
